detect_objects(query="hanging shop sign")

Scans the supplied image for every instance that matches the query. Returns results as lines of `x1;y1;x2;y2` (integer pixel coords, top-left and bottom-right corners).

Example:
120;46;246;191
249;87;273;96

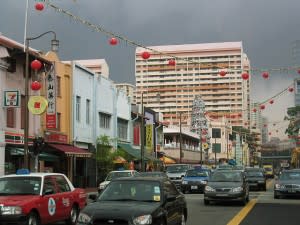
28;96;48;115
3;90;20;107
46;68;57;129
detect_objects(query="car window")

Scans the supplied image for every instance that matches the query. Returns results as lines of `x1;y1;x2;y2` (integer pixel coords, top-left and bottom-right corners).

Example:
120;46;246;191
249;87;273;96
0;176;41;195
99;180;161;202
43;177;56;195
280;171;300;180
55;175;71;192
164;180;179;196
210;171;242;182
246;171;264;177
186;170;208;177
106;171;134;181
166;165;189;172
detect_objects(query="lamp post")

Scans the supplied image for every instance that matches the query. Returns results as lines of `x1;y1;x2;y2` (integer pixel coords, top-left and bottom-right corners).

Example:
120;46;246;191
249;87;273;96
179;112;182;163
24;31;59;169
140;92;145;172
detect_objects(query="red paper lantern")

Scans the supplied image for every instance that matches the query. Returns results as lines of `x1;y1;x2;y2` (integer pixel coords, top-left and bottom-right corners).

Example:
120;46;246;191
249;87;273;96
31;59;42;71
260;105;265;110
253;108;257;113
238;113;242;117
168;59;176;66
141;51;150;60
241;73;249;80
31;81;41;91
289;87;294;92
35;2;44;11
298;69;300;74
219;70;227;77
262;72;269;79
269;99;274;104
109;37;118;45
269;132;272;135
264;124;267;127
244;122;248;126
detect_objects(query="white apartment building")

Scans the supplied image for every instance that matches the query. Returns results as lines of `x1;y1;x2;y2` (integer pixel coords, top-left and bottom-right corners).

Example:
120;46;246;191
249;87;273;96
135;42;250;129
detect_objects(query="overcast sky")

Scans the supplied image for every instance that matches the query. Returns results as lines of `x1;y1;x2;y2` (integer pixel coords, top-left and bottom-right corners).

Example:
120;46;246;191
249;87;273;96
1;0;300;139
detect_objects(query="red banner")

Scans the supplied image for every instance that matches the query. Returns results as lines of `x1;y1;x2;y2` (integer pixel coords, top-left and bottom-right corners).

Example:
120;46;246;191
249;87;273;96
46;114;56;129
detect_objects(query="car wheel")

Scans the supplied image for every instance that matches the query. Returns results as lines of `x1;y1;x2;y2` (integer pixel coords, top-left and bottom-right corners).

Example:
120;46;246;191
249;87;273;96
27;212;40;225
65;205;79;225
204;199;210;205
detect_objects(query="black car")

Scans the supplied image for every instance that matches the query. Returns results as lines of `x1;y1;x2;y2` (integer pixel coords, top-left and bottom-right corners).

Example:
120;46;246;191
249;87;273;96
77;177;188;225
245;168;266;191
204;170;249;205
137;172;168;178
274;169;300;199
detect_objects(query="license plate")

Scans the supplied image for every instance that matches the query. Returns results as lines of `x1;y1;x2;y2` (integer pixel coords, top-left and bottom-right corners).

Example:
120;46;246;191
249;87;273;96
191;186;198;190
216;194;228;197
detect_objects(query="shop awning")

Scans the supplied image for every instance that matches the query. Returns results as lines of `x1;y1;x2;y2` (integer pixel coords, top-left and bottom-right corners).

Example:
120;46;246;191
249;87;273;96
6;147;59;162
49;144;92;158
118;143;160;162
160;155;177;164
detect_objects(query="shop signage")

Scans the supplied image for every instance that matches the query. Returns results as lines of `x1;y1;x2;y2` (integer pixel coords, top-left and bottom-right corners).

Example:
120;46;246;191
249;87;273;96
4;131;33;145
46;69;56;129
3;90;20;107
28;96;48;115
45;132;68;144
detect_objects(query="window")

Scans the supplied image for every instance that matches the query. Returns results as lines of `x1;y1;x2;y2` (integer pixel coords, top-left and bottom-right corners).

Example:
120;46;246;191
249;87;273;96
56;76;61;97
43;177;56;195
99;112;111;129
55;175;71;193
118;118;128;140
212;143;221;153
56;112;61;130
76;96;81;121
86;99;90;124
6;108;15;128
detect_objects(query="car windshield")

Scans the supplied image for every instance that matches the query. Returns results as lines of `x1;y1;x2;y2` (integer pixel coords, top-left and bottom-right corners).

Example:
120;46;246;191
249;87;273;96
166;165;189;173
279;171;300;180
139;172;167;178
246;171;264;177
210;171;242;182
99;180;161;202
0;176;41;195
264;167;273;172
106;171;133;181
186;170;208;177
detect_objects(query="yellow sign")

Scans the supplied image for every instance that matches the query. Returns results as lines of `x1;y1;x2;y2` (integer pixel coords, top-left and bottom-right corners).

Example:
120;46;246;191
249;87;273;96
146;124;153;150
28;96;48;115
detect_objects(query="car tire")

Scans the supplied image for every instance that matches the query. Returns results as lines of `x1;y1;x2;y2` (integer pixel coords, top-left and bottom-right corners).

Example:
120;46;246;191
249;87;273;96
65;205;79;225
204;199;210;205
27;211;40;225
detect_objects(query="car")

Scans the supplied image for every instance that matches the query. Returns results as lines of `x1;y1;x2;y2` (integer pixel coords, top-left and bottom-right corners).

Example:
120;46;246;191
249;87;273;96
165;164;192;189
137;171;168;178
0;169;86;225
98;170;139;193
244;168;266;191
263;164;274;178
274;169;300;199
78;177;188;225
181;169;210;193
204;170;249;205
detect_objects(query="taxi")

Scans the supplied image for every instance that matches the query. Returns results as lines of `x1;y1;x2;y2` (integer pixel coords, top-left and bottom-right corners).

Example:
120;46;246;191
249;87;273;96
0;169;87;225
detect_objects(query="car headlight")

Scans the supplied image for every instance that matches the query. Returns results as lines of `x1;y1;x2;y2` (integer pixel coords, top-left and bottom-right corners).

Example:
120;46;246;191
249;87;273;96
77;212;92;224
205;186;216;192
133;215;152;225
200;180;207;184
182;180;188;184
275;184;285;189
232;187;243;193
0;206;22;215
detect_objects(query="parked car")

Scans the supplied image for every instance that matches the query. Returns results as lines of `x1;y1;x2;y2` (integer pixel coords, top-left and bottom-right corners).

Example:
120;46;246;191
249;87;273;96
137;171;168;178
274;169;300;199
78;177;188;225
245;167;266;191
204;170;249;205
165;164;192;189
181;169;210;193
98;170;139;193
263;164;274;178
0;169;86;225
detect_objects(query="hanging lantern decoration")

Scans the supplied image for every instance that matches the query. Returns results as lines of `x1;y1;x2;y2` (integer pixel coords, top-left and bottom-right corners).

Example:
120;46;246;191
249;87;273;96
30;59;42;71
289;87;294;92
269;99;274;104
253;108;257;113
264;124;267;127
254;123;257;126
244;122;248;126
298;69;300;74
241;72;249;80
202;129;207;135
262;72;269;79
109;37;118;45
260;104;265;110
269;132;272;136
168;59;176;66
219;70;227;77
35;2;44;11
238;113;242;117
141;51;150;60
31;81;41;91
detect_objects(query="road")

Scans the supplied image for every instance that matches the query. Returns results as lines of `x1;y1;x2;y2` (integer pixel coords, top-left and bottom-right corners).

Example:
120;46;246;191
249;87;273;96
50;179;300;225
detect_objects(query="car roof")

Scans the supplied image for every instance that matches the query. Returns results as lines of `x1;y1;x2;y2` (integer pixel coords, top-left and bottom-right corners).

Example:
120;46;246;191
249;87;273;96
109;170;137;173
112;176;167;182
1;172;67;178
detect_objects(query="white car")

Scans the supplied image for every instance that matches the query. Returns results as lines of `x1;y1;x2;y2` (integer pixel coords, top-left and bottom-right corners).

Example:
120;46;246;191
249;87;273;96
98;170;139;193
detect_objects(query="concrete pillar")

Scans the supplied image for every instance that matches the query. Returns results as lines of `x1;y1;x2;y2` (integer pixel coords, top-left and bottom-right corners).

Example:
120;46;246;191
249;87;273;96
0;130;6;176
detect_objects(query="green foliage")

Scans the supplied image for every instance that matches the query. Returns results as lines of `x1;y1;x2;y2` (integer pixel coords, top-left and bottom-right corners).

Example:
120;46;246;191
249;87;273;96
232;126;259;150
285;106;300;138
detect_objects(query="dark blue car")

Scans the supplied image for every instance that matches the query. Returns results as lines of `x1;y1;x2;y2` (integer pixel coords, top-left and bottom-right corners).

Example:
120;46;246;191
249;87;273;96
181;169;210;193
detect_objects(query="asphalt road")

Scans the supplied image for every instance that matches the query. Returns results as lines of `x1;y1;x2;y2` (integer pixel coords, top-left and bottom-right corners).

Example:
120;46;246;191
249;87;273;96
50;179;300;225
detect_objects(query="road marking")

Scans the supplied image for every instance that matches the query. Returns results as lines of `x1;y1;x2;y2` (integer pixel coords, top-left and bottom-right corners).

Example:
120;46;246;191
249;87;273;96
226;199;257;225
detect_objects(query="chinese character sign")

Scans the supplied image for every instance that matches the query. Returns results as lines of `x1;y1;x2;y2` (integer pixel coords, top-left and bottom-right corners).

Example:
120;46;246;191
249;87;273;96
46;69;56;129
146;124;153;154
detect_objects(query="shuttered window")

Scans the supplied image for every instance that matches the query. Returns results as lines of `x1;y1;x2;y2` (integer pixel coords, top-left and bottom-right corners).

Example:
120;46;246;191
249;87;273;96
6;108;15;128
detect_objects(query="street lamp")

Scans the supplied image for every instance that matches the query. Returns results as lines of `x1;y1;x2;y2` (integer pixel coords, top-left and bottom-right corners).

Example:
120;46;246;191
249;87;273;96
24;31;59;169
179;112;183;163
140;92;145;172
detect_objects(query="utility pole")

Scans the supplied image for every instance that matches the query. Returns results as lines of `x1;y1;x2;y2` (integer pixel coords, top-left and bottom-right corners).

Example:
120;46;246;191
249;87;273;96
140;92;145;172
179;112;182;163
200;128;202;165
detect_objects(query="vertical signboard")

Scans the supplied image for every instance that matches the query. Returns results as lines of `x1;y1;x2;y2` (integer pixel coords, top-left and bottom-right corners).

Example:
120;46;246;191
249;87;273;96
46;67;56;129
146;124;153;154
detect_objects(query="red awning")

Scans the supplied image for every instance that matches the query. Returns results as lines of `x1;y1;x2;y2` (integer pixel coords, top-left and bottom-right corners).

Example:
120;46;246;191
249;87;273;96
49;144;92;158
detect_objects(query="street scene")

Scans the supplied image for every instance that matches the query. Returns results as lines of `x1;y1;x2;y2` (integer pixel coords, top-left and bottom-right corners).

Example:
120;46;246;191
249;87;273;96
1;0;300;225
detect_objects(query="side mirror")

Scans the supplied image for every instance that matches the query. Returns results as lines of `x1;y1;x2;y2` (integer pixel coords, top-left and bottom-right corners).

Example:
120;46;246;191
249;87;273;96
88;193;98;201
